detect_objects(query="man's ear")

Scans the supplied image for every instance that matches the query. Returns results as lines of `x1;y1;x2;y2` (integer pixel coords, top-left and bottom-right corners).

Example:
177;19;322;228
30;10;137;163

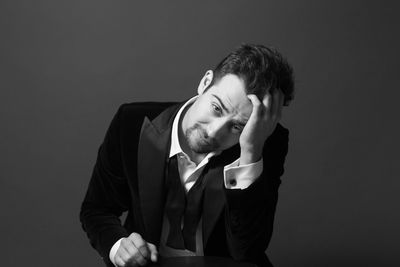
197;70;213;95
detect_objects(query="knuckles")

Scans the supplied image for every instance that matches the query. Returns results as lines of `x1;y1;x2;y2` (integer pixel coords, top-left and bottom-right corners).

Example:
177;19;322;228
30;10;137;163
117;236;149;267
121;238;130;246
116;233;156;267
129;232;142;240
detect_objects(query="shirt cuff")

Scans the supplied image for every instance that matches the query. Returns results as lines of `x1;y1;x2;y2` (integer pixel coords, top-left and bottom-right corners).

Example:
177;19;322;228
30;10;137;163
109;238;123;267
223;157;263;189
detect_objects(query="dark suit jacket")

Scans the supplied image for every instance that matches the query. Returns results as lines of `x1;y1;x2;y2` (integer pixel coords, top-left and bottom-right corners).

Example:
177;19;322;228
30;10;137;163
80;101;289;267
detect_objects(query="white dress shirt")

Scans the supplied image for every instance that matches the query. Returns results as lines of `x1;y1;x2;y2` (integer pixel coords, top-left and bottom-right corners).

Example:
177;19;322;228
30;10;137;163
110;96;263;265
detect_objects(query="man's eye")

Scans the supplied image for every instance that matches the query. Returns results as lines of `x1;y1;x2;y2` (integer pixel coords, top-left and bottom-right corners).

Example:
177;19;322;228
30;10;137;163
232;125;243;132
211;104;222;114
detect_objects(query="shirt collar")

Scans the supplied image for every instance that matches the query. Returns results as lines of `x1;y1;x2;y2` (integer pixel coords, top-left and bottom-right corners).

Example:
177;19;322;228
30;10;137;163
169;96;221;160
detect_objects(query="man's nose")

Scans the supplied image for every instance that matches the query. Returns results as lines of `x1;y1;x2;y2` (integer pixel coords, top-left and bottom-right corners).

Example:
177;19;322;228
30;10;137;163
206;119;228;139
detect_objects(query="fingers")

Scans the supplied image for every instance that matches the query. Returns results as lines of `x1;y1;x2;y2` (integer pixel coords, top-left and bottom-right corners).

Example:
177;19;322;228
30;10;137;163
147;242;159;262
118;239;147;266
115;233;158;267
248;89;283;127
261;92;272;115
114;254;127;267
247;94;263;118
248;89;284;120
130;233;150;259
124;239;147;266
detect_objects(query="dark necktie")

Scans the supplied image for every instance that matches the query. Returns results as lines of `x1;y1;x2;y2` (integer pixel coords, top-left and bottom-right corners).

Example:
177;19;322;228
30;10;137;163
164;155;208;252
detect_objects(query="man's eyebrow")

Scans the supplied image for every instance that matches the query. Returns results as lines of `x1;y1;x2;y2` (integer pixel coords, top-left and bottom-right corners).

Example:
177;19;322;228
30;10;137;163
211;94;230;113
212;94;247;126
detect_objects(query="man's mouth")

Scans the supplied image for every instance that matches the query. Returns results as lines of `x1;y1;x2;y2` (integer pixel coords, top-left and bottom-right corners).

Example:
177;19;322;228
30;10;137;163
197;130;217;148
198;137;212;147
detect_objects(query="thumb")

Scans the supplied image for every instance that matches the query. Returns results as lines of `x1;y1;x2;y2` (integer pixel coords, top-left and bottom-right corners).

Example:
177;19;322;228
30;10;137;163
147;242;158;262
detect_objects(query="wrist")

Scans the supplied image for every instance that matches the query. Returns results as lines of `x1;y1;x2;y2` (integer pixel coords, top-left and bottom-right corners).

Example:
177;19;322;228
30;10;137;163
239;148;262;165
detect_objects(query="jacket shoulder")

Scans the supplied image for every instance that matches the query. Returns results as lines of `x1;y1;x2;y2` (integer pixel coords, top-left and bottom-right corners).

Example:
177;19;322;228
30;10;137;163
118;101;179;122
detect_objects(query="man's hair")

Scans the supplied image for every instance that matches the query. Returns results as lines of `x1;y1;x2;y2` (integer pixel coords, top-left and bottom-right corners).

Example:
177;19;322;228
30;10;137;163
209;44;295;106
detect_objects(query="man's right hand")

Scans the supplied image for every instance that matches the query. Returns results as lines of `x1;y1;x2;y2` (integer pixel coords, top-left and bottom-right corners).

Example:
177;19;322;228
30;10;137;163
113;233;158;267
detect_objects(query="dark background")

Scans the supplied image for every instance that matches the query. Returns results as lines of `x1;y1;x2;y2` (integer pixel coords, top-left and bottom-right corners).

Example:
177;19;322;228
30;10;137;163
1;1;399;266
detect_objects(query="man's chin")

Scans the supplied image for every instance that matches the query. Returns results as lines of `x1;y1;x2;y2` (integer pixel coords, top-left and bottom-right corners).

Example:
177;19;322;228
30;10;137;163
185;130;218;154
188;142;215;154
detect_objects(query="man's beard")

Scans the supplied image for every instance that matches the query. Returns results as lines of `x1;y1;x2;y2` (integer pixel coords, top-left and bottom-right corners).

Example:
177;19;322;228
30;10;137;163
185;123;219;154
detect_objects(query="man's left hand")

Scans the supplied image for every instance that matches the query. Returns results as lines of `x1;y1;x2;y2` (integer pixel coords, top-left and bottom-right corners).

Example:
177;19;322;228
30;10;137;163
239;89;284;165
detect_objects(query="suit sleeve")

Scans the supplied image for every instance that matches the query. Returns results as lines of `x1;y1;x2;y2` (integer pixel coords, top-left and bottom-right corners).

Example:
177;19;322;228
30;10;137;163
80;105;131;266
223;127;289;262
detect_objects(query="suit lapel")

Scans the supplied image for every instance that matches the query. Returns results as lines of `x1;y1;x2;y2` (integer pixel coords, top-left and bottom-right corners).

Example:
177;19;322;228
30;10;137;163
137;104;181;245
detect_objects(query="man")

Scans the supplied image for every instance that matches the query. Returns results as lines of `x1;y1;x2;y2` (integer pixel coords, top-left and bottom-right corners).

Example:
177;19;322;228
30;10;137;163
80;44;294;267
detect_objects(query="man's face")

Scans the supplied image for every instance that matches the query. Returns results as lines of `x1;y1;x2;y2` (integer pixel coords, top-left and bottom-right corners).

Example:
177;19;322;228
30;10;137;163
181;73;253;154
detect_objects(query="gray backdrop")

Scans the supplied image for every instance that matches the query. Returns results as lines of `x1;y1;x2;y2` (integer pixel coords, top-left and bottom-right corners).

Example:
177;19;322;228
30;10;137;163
1;1;399;266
